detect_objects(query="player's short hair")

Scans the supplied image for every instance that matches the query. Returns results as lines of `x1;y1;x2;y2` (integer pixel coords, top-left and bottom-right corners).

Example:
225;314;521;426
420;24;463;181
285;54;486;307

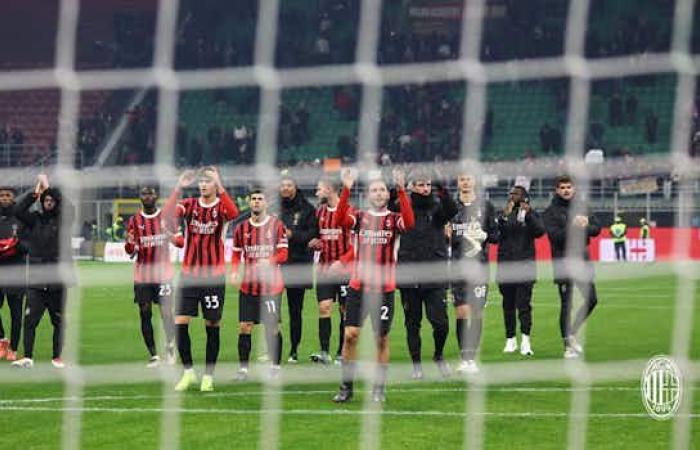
140;186;157;195
318;176;340;192
248;186;266;197
554;175;574;187
367;177;388;190
280;169;297;186
0;186;16;194
410;168;432;183
197;166;217;179
512;185;529;197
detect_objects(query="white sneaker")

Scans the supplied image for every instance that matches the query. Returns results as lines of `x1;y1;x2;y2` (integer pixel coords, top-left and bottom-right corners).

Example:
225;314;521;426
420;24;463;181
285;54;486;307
51;358;66;369
147;355;161;368
11;357;34;369
563;347;580;359
456;360;480;375
567;336;584;354
520;335;534;356
268;364;281;380
165;344;177;365
503;337;518;353
257;353;270;363
234;367;249;381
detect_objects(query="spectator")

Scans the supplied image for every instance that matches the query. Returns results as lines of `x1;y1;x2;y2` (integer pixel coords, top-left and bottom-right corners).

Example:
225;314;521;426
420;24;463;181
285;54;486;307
625;92;638;125
609;93;623;127
645;110;659;143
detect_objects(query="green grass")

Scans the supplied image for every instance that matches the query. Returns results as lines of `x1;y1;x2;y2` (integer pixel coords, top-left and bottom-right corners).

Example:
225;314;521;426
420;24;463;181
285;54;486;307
0;262;698;449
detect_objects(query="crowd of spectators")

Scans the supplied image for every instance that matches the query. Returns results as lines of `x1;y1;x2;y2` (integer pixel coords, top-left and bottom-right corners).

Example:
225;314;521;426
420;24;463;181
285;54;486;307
174;0;257;69
0;124;26;167
585;0;674;58
276;0;359;67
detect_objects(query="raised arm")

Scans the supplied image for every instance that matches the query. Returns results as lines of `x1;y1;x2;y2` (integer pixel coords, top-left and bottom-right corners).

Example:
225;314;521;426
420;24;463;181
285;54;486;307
336;168;358;229
396;188;415;231
163;170;196;222
13;189;38;227
210;167;239;221
124;216;137;255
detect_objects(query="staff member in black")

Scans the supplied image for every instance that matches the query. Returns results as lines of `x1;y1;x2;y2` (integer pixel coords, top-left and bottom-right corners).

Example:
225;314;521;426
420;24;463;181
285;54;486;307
278;173;318;363
396;170;457;379
0;186;26;362
12;174;74;369
543;175;600;359
496;185;545;356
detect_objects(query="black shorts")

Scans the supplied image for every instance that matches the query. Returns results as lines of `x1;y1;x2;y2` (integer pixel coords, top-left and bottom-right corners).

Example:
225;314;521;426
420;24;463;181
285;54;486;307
176;276;226;321
316;280;349;304
239;293;282;325
452;282;488;308
344;288;395;336
134;283;173;305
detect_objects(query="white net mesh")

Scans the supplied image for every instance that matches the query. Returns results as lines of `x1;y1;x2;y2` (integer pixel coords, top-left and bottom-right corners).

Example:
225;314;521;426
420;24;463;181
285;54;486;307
0;0;698;449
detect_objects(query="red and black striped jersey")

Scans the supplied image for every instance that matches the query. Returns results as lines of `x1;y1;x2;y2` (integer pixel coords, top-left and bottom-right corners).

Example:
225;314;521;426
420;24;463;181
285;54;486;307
315;203;354;271
125;209;183;284
334;187;415;292
171;192;238;278
348;210;410;293
232;215;288;295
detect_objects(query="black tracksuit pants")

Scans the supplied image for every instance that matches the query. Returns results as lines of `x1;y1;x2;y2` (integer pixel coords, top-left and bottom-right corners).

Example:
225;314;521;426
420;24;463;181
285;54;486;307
399;286;449;363
23;286;65;359
499;282;533;338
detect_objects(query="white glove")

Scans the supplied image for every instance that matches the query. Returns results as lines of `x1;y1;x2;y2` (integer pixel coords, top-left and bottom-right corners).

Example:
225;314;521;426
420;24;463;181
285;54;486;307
465;221;487;243
462;234;482;258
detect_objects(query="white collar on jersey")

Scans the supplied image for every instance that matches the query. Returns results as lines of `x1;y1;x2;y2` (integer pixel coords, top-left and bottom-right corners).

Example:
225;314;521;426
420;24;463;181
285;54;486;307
326;205;337;212
249;215;271;227
198;197;220;208
366;209;390;217
140;208;161;219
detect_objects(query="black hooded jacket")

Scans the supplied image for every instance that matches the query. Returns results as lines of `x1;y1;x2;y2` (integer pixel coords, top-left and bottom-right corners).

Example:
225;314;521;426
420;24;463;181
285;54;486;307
542;194;601;282
396;189;457;263
496;204;546;283
277;191;318;264
15;187;75;264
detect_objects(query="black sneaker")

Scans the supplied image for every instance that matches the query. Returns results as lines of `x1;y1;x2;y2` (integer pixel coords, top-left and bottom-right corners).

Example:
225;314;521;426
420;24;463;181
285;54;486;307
370;385;386;403
434;357;451;378
332;383;353;403
310;352;332;365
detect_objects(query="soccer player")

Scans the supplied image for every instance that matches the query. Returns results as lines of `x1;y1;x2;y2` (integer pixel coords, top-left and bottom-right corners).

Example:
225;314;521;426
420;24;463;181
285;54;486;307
496;185;545;356
332;168;415;403
543;175;600;359
448;169;499;374
125;186;183;368
12;174;74;369
308;177;354;365
0;186;25;362
278;173;317;363
231;188;288;380
163;166;239;391
396;170;456;379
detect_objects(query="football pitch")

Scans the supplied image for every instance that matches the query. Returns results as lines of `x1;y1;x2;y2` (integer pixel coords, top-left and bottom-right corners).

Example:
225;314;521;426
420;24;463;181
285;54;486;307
0;261;699;449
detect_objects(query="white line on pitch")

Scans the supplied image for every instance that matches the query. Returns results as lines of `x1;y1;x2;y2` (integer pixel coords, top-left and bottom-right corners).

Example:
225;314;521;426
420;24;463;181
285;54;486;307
0;386;656;405
1;405;698;419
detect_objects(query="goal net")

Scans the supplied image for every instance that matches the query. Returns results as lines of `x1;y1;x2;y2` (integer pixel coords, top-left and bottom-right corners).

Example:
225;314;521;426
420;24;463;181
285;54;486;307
0;0;698;449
